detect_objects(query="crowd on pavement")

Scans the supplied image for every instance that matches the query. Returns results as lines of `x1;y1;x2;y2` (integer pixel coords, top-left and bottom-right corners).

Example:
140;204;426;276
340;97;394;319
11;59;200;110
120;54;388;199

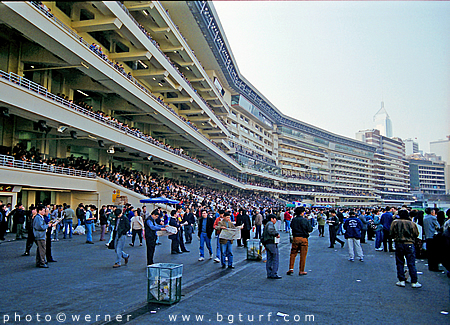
2;195;449;291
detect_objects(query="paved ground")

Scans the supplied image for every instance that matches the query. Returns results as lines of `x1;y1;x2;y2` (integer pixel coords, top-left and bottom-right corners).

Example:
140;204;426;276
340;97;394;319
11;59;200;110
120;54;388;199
0;226;449;325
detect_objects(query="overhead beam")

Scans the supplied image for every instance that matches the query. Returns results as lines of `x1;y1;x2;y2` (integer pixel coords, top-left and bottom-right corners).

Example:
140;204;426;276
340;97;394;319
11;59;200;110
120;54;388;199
109;51;152;61
72;18;122;33
151;27;170;33
125;2;155;11
161;46;184;53
133;69;169;78
189;78;205;83
164;97;193;104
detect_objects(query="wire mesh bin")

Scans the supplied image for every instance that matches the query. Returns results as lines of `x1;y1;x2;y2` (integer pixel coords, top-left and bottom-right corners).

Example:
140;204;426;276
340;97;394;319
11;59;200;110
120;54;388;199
147;263;183;304
247;239;262;260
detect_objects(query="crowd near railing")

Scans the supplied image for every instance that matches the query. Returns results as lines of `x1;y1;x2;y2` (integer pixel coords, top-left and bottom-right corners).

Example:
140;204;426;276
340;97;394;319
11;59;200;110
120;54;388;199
115;1;228;130
9;2;386;199
0;68;237;181
28;1;227;154
0;154;96;179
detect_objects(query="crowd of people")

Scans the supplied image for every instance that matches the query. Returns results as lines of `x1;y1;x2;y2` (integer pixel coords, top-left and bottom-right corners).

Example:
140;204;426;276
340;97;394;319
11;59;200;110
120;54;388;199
30;1;228;160
2;198;449;290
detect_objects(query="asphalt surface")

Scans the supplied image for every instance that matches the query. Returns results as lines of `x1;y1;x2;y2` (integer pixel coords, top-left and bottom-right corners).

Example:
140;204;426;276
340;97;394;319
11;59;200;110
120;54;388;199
0;225;449;325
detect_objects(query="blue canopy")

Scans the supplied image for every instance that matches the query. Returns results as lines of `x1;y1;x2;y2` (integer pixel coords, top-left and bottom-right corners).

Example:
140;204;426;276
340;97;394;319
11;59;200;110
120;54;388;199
140;197;179;204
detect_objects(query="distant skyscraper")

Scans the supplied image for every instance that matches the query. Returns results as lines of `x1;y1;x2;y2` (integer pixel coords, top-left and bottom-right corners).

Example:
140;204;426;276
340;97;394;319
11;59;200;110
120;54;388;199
404;138;419;156
373;101;393;137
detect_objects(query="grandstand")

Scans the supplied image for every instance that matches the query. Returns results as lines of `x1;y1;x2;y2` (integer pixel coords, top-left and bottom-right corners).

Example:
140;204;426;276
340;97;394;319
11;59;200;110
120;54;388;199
0;1;412;210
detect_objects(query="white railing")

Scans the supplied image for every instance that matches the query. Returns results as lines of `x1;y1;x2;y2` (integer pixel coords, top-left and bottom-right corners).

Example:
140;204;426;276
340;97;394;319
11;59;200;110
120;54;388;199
0;154;96;179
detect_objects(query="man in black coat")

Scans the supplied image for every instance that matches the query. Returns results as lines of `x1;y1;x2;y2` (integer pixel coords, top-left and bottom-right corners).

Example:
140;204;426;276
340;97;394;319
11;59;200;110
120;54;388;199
236;209;251;248
197;210;214;260
327;210;345;248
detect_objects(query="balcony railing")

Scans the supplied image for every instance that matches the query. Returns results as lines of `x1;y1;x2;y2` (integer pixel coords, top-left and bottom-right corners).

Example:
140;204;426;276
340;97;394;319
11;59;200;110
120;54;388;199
0;154;96;179
28;1;228;156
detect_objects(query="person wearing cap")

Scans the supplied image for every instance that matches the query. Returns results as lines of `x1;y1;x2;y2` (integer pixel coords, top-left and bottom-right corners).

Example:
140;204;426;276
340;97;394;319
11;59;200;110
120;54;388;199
343;210;364;262
144;209;166;265
113;208;130;268
262;214;281;279
287;207;313;276
390;209;421;288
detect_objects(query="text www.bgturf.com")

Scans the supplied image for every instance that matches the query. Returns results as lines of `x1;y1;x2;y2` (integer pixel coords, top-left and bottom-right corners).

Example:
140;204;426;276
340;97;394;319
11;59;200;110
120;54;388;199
168;312;315;323
1;313;132;323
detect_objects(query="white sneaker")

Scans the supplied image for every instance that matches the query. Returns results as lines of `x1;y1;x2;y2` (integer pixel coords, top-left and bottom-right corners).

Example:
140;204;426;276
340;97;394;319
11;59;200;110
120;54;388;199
411;282;422;288
375;248;383;251
396;281;405;287
198;257;204;261
214;257;221;263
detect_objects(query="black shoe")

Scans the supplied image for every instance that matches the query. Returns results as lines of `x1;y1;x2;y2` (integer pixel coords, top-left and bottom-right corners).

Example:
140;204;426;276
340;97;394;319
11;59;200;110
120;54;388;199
48;259;57;263
181;250;190;253
39;264;49;268
22;252;30;256
129;243;134;247
221;265;226;269
228;265;235;269
341;242;345;248
156;243;162;246
328;246;334;248
171;251;181;254
272;275;282;279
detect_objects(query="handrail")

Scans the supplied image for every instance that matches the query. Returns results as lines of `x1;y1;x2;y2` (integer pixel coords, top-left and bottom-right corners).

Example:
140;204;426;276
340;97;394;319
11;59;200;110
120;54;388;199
0;154;97;179
28;1;230;157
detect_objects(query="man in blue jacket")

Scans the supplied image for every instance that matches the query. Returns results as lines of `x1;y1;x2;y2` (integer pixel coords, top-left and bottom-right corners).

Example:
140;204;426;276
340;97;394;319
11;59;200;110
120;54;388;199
344;210;364;262
380;206;395;252
33;205;50;268
145;209;166;265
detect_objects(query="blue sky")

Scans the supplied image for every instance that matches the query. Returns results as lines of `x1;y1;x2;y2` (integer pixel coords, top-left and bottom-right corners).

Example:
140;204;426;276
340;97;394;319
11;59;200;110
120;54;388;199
213;1;450;154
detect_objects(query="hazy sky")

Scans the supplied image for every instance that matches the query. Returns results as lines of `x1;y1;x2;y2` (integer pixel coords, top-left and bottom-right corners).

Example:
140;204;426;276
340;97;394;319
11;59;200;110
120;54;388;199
213;1;450;153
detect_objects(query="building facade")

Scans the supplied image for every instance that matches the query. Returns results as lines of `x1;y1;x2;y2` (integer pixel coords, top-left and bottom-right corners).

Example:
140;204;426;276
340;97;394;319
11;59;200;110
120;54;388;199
0;1;411;208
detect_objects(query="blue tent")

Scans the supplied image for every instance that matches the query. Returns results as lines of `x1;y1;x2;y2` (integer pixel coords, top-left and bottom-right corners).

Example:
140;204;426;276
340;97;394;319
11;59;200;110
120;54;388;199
140;197;179;204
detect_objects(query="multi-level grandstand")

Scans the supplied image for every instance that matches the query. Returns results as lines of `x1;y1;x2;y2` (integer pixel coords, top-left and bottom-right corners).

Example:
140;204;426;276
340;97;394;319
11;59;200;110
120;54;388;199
0;1;412;209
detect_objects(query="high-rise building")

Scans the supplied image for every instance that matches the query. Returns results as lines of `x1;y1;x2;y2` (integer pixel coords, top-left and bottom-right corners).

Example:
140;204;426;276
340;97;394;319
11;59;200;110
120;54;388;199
430;136;450;194
373;101;393;137
408;154;446;198
404;138;419;156
356;129;412;205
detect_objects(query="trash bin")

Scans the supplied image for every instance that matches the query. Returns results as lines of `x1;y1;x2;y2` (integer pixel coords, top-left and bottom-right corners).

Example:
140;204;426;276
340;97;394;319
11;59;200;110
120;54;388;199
147;263;182;304
247;239;262;260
